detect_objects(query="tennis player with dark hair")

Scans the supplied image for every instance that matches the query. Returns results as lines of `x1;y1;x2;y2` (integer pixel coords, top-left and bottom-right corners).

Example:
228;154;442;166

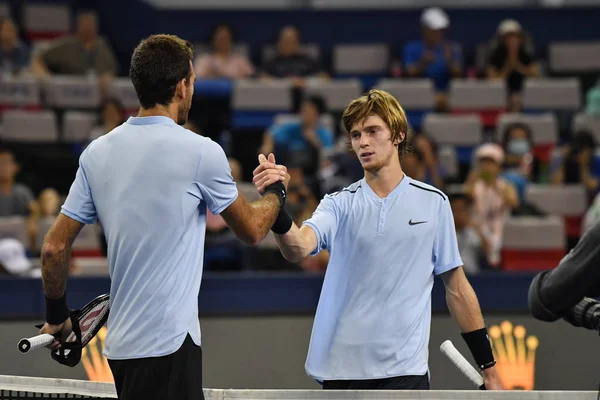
39;34;288;400
253;89;503;390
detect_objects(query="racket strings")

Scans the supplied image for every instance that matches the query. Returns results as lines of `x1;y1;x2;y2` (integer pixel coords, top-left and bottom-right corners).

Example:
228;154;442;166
78;301;110;346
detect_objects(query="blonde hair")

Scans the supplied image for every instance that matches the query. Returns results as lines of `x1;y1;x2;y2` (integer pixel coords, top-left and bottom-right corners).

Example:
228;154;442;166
342;89;411;157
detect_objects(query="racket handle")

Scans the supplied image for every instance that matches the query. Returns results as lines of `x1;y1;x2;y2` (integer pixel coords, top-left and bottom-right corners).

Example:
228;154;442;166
440;340;485;389
18;334;55;354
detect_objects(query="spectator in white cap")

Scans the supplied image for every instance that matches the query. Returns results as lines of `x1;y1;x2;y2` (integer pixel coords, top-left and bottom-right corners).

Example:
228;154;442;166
0;238;34;277
464;143;519;268
487;19;538;111
403;7;462;111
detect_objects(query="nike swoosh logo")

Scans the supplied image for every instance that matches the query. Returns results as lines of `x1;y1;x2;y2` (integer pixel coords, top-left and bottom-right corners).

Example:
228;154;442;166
409;219;427;226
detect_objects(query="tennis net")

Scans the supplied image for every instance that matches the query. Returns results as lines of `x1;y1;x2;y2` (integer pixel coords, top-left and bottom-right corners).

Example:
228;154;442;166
1;375;599;400
0;375;116;399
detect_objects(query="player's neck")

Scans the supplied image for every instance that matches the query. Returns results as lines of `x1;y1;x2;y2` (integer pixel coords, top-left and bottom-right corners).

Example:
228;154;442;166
364;162;405;198
137;105;178;123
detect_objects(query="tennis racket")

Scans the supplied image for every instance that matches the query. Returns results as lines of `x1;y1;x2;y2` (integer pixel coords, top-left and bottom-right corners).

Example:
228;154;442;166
18;294;110;355
440;340;486;390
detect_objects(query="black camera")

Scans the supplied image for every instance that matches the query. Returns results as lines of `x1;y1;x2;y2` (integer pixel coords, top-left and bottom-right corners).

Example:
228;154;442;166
563;297;600;333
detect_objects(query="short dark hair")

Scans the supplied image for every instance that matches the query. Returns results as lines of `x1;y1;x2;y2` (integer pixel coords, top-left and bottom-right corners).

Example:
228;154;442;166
130;34;194;109
304;95;327;115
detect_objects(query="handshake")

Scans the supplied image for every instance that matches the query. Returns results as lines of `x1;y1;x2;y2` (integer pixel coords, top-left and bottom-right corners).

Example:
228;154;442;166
253;153;290;198
252;153;293;236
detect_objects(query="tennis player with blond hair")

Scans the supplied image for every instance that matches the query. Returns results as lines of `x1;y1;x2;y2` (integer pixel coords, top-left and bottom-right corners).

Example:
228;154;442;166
253;89;503;390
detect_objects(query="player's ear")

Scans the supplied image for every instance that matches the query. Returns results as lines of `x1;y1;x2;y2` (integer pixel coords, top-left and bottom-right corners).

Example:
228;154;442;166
175;79;187;100
393;131;405;146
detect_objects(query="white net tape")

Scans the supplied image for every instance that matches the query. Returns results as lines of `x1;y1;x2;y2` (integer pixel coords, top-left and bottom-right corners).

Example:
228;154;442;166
0;375;598;400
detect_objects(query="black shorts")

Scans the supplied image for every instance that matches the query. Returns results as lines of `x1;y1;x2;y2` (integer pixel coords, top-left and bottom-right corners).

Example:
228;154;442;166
323;373;429;390
108;334;204;400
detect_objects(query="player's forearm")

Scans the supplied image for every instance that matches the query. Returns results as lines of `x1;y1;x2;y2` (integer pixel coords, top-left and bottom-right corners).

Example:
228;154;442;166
445;271;485;332
41;241;71;299
245;194;281;245
274;224;312;262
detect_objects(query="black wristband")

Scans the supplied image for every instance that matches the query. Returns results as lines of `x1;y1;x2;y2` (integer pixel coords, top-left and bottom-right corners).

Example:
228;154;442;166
263;181;287;207
45;293;69;325
271;207;293;235
461;328;495;370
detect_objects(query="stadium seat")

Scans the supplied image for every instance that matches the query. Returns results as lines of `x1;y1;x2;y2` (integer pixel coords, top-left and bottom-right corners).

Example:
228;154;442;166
233;80;292;111
438;145;458;178
262;43;321;64
272;113;335;133
0;216;28;249
375;79;435;131
502;216;566;271
376;79;435;109
572;113;600;143
549;41;600;73
333;44;389;75
522;78;581;110
232;80;292;128
422;113;482;146
23;3;71;41
423;114;482;164
63;111;98;142
44;77;101;109
496;113;558;163
107;78;139;112
449;80;506;127
0;76;41;110
304;79;362;112
525;184;588;237
334;44;389;88
2;110;58;142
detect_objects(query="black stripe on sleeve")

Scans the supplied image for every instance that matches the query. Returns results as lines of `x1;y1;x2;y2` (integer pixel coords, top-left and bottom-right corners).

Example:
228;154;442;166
409;182;447;201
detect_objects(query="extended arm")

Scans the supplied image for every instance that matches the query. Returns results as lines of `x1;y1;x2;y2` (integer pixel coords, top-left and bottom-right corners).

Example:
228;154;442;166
220;192;282;245
274;223;318;262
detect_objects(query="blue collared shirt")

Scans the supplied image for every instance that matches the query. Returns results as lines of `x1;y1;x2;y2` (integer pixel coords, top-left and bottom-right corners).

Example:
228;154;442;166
302;176;462;380
62;116;238;359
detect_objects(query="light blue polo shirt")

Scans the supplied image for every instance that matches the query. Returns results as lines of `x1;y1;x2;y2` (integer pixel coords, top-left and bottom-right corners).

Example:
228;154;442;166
61;116;238;360
302;175;462;381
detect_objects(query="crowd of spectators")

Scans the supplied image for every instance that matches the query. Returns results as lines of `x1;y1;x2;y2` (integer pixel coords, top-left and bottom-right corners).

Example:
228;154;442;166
0;5;598;277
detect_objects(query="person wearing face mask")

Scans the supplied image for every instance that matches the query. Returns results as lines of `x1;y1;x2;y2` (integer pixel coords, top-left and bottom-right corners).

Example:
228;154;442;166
500;122;539;205
465;143;519;267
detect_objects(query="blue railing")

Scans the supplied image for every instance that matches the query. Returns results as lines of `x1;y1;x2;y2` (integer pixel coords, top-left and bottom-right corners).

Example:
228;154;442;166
0;271;537;319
